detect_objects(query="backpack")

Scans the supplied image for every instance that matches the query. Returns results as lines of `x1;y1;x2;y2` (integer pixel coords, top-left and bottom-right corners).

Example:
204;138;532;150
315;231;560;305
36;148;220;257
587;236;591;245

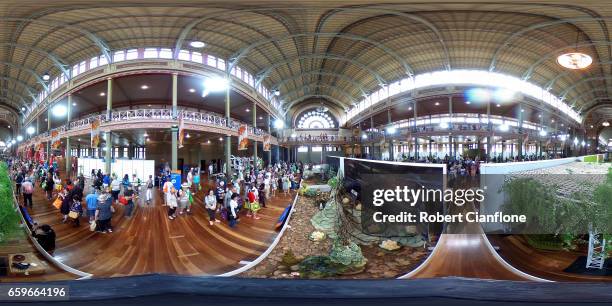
147;180;153;189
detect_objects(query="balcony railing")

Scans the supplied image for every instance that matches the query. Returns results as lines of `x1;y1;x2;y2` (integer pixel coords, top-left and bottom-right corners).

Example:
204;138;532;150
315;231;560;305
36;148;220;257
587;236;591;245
28;108;269;145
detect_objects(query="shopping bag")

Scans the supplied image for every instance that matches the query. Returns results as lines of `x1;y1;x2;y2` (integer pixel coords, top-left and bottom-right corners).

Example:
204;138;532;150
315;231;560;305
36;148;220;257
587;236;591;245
68;211;79;219
52;198;62;209
90;221;97;231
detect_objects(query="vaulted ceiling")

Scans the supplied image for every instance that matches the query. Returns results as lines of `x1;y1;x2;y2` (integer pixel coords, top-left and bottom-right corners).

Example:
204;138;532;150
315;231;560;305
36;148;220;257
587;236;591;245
0;0;611;129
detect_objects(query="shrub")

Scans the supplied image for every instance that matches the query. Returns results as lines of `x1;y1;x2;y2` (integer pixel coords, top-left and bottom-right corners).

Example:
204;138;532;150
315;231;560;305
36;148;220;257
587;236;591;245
0;162;22;243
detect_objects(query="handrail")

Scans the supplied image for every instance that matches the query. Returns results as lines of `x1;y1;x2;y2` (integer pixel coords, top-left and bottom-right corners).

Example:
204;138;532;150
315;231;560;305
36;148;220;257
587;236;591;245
22;108;271;148
218;180;302;277
7;172;93;280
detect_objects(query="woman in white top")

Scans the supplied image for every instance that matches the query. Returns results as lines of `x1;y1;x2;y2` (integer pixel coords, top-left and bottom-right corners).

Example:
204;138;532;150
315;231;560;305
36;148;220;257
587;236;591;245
204;189;219;225
167;187;178;220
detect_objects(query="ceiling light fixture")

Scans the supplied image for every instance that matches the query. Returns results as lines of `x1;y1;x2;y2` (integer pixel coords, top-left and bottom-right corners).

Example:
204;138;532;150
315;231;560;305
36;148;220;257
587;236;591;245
557;53;592;70
141;85;149;90
245;108;250;112
435;102;440;106
42;73;50;81
72;102;77;106
100;92;106;96
26;126;35;135
189;88;196;93
603;121;610;127
557;31;592;70
190;41;206;48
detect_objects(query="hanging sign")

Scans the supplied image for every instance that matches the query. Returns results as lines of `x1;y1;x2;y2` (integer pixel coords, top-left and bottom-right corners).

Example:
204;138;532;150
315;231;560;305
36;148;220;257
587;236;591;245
238;124;248;150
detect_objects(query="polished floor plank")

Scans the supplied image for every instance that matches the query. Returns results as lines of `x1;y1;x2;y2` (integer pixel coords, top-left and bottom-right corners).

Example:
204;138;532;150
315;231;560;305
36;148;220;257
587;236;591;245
488;235;612;282
22;176;294;278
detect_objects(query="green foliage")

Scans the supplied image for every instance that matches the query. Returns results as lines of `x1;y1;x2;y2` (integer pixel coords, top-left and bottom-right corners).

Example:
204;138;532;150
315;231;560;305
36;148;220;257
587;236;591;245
0;162;22;244
327;177;339;189
297;256;340;278
281;250;301;266
329;239;366;267
304;188;319;198
502;172;612;236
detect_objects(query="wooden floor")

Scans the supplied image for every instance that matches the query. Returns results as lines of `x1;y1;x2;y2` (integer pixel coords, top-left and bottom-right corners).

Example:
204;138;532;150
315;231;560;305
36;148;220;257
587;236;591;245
403;201;534;281
488;235;612;282
21;178;294;278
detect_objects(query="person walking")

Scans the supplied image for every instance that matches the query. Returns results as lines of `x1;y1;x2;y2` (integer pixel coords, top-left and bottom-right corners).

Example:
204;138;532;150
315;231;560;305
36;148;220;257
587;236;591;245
111;175;121;204
123;185;135;218
228;193;239;228
167;186;178;220
178;183;190;215
85;189;98;224
69;195;83;227
21;178;34;208
145;175;153;205
45;173;54;200
95;191;114;233
204;189;219;226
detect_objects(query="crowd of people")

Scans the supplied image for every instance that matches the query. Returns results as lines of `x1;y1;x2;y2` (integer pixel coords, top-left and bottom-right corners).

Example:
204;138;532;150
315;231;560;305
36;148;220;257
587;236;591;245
6;157;304;254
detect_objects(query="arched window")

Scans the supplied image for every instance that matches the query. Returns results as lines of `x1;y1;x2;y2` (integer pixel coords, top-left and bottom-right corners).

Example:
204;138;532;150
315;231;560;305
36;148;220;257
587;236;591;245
296;109;336;129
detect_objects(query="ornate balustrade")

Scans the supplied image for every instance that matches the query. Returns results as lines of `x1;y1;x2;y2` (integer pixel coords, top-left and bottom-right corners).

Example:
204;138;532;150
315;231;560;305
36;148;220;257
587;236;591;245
22;108;274;148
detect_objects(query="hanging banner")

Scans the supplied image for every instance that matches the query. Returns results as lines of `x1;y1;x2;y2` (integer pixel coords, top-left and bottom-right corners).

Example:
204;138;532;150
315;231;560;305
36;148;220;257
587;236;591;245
263;135;271;151
238;124;248;150
91;119;101;148
51;130;61;149
178;112;185;148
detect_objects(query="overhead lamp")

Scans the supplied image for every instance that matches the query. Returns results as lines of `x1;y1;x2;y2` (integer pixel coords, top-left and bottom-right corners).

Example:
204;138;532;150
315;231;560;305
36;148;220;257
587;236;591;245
581;140;586;146
439;122;449;129
499;124;510;132
386;126;397;134
273;119;285;129
100;92;106;97
435;102;440;106
603;121;610;127
52;104;67;117
362;134;367;139
538;114;542;118
20;107;25;111
16;135;23;142
146;138;150;142
189;88;196;93
143;132;148;137
186;133;191;138
557;52;592;70
189;41;206;48
72;102;77;106
408;107;412;111
141;85;149;90
274;89;280;96
7;125;10;129
42;73;50;81
245;108;250;112
465;101;472;105
539;130;547;137
207;140;211;144
11;139;16;144
258;116;263;120
219;137;223;141
496;103;500;107
26;126;35;135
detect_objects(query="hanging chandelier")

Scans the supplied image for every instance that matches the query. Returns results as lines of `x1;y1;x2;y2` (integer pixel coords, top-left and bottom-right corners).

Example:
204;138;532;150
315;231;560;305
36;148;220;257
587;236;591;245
557;30;592;70
557;52;592;69
602;121;610;127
